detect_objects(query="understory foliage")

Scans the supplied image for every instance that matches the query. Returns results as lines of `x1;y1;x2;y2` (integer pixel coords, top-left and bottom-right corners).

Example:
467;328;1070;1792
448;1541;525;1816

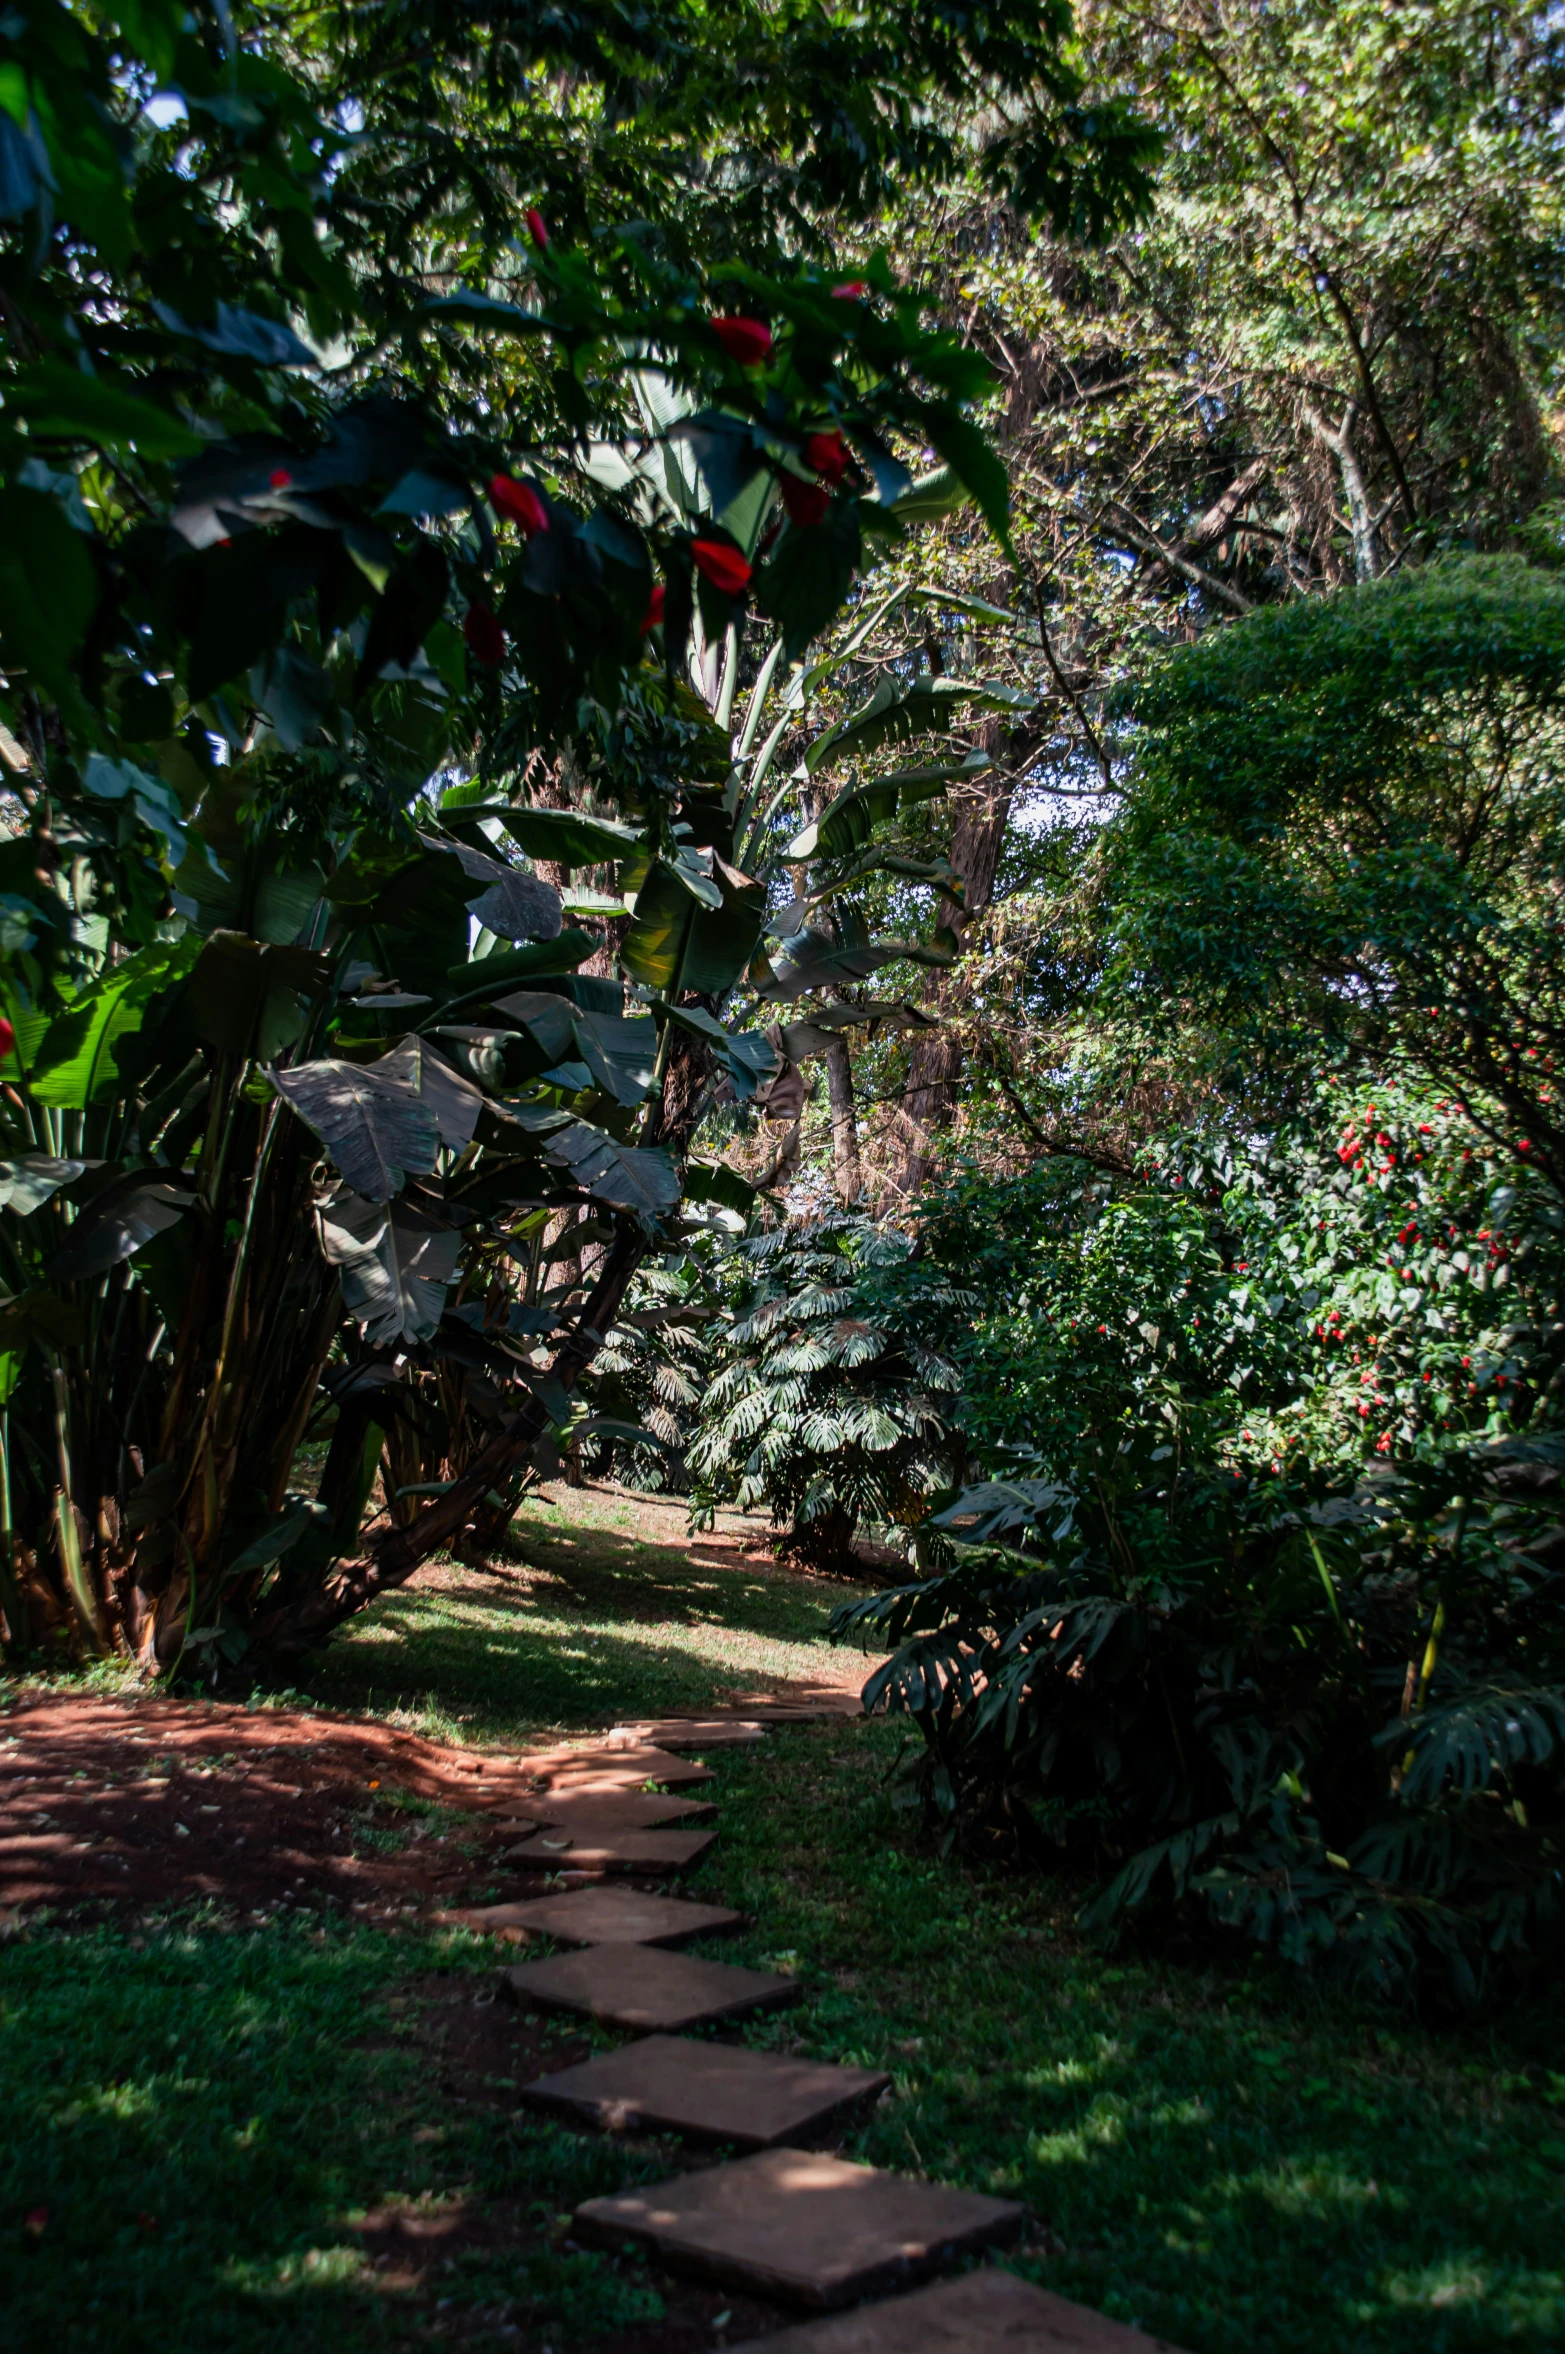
831;1082;1565;2000
688;1211;967;1568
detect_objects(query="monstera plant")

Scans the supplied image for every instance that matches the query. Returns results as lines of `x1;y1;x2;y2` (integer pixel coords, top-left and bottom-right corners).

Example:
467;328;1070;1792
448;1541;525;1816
0;0;1047;1672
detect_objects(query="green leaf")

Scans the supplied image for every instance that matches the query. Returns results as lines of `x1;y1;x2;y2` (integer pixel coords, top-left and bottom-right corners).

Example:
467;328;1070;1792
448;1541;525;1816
0;1155;90;1214
269;1059;441;1200
372;1036;485;1150
29;938;199;1108
82;751;187;859
756;495;863;659
9;357;202;457
785;752;991;859
621;860;764;996
449;798;646;867
45;1171;194;1280
421;291;544;333
885;467;971;527
804;675;1032;776
318;1191;461;1344
440;932;597;1011
683;1158;759;1216
0;487;98;714
912;407;1012;551
757;929;958;999
188;932;330;1060
544;1121;680;1218
655;1000;780;1099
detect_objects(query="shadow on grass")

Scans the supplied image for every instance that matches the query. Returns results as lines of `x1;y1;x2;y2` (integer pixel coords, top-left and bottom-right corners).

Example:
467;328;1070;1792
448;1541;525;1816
303;1504;877;1744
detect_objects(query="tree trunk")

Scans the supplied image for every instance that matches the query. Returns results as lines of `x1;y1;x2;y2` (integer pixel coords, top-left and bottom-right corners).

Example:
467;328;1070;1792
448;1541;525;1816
892;773;1015;1198
250;1226;647;1655
823;1035;863;1203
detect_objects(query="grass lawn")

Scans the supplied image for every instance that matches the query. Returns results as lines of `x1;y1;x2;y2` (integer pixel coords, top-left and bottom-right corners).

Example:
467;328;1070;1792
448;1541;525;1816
3;1487;1563;2353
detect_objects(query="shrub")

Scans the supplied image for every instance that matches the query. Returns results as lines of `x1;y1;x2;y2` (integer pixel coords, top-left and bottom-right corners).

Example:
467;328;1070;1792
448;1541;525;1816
832;1083;1565;2000
688;1211;968;1570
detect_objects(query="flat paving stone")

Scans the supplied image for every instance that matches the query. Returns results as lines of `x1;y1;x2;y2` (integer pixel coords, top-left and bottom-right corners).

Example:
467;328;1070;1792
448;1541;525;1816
526;1789;716;1829
573;2147;1023;2307
727;2270;1192;2351
606;1720;768;1748
502;1826;716;1873
505;1943;802;2032
450;1886;742;1944
522;2036;888;2148
527;1746;715;1788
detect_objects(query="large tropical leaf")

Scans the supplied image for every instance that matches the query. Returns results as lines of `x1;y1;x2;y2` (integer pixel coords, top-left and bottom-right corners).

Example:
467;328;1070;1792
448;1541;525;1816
804;675;1033;776
189;932;331;1060
372;1036;485;1150
444;796;646;869
0;1155;90;1215
754;929;958;999
620;858;765;996
45;1172;195;1281
269;1060;440;1200
656;1001;781;1099
544;1121;680;1217
423;834;562;941
493;992;658;1106
784;751;993;861
28;939;200;1108
317;1190;461;1344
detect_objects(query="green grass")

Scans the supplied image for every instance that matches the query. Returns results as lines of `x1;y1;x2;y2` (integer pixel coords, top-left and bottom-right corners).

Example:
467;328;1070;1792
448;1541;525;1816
689;1721;1565;2352
306;1485;873;1743
3;1490;1563;2351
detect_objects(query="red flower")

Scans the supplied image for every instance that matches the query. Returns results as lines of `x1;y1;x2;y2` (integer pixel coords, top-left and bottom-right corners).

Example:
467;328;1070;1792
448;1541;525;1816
781;476;829;528
525;208;549;251
831;281;868;300
24;2209;47;2235
803;429;850;484
711;316;773;365
489;474;549;535
0;1015;14;1062
641;583;666;634
463;603;506;665
267;467;292;490
691;540;752;594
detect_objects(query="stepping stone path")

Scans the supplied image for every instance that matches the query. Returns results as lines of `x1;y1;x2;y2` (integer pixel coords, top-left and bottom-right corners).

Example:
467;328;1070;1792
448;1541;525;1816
502;1824;717;1873
523;1788;717;1829
574;2147;1022;2305
728;2270;1194;2350
463;1883;742;1945
466;1699;1191;2350
523;2033;887;2146
505;1943;801;2033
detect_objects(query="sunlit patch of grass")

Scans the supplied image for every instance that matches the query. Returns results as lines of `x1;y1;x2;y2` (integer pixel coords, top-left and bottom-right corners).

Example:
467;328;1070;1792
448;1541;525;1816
305;1485;875;1743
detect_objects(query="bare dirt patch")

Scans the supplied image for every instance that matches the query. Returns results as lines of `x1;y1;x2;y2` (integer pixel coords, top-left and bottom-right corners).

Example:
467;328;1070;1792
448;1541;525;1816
0;1691;580;1923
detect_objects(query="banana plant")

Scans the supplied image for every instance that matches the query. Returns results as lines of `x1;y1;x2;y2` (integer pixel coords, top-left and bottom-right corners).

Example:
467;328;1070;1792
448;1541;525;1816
0;0;1018;1671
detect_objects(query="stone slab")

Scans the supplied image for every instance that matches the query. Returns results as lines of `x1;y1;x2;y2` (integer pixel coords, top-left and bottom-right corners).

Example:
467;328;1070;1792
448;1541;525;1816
527;1789;717;1829
503;1826;716;1873
454;1886;742;1945
573;2147;1023;2308
522;2036;889;2148
728;2270;1193;2351
527;1745;716;1788
505;1942;802;2032
607;1720;768;1748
